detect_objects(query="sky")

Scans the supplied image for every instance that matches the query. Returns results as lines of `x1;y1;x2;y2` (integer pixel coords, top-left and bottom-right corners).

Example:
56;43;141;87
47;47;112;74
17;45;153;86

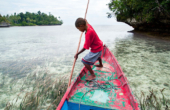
0;0;124;25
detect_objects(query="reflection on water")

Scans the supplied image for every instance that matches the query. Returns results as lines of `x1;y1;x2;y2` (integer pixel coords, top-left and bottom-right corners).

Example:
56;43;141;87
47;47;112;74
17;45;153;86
0;25;170;109
112;32;170;99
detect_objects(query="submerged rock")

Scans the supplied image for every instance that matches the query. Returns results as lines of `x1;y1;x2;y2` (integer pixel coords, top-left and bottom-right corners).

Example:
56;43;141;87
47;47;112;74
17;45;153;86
164;83;169;87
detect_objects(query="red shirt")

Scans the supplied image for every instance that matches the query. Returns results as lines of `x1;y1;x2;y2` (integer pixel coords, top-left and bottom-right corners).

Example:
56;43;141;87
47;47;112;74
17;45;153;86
83;24;103;53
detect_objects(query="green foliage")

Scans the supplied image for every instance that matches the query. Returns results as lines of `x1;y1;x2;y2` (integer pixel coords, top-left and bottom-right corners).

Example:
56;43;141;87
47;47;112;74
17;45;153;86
0;14;9;23
108;0;170;23
3;11;63;26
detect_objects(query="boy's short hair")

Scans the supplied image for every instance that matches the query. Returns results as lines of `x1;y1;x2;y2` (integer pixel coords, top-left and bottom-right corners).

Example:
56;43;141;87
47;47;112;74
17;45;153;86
75;18;86;27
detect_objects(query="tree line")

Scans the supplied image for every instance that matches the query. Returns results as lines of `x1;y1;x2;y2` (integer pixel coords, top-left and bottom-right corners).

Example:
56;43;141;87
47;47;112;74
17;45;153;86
108;0;170;23
0;11;63;26
0;15;9;24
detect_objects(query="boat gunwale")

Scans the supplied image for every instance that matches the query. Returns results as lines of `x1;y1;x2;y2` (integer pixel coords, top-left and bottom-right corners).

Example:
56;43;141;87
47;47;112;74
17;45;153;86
57;46;140;110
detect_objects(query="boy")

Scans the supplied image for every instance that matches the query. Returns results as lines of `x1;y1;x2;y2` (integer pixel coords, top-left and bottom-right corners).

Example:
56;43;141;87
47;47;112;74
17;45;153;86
74;18;103;81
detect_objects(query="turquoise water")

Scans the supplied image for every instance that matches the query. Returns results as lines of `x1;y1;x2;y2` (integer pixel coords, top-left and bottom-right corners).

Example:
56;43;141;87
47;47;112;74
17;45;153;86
0;24;170;109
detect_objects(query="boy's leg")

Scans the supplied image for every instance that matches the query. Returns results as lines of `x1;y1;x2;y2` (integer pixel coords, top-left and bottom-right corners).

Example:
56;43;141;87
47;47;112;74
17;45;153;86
83;63;96;80
95;57;103;67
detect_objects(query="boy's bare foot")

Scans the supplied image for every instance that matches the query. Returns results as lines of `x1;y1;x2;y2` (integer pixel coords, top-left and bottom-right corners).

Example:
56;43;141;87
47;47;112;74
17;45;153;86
86;75;96;81
95;64;103;67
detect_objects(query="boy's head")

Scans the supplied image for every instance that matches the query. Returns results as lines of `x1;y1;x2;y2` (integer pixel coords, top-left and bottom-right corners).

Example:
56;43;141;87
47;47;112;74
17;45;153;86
75;18;87;32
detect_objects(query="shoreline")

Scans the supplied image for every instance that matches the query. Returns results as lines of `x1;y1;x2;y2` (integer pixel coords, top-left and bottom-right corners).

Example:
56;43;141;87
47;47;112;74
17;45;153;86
128;30;170;41
0;24;62;28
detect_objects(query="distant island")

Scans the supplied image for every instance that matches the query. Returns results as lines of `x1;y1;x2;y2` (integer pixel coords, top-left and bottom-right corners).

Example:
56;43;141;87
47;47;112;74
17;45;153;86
0;11;63;27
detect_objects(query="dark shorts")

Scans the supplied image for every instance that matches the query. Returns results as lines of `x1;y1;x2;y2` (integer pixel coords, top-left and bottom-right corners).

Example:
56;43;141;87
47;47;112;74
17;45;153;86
81;51;102;65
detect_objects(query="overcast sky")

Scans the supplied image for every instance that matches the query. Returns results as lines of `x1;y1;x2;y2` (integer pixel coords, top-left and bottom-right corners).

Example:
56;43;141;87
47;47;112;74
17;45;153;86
0;0;124;25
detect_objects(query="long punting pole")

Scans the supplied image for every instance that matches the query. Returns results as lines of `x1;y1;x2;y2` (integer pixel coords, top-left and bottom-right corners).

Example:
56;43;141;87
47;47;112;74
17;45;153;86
68;0;90;87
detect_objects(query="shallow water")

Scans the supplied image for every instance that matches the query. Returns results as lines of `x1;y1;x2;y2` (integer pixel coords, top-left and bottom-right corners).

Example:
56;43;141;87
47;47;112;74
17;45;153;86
0;24;170;109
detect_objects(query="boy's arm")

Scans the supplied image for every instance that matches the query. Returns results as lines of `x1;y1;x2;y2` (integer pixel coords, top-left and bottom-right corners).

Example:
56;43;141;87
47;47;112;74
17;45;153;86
74;48;86;60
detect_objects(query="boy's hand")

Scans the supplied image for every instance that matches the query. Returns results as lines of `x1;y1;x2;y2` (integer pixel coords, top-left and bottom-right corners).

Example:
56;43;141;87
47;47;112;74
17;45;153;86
74;48;85;60
74;53;78;60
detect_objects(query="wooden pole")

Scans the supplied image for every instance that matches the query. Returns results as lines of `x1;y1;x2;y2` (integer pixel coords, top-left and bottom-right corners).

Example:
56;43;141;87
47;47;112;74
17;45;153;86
68;0;90;87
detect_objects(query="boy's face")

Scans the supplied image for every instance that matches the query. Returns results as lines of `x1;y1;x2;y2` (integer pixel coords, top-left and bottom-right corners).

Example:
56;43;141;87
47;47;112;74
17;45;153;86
76;25;86;32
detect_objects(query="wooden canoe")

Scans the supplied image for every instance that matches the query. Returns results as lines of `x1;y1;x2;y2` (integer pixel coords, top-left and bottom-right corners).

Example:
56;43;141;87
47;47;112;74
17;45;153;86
57;45;140;110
